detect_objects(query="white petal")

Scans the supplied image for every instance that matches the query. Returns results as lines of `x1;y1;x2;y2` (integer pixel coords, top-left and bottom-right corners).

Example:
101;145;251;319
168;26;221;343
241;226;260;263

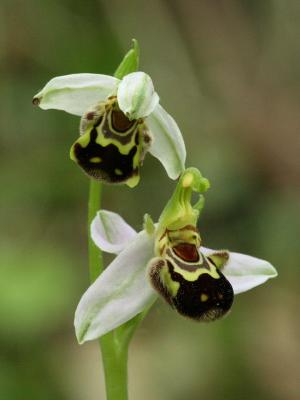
201;247;277;294
74;231;157;343
91;210;137;255
147;104;186;179
33;74;119;116
117;72;159;120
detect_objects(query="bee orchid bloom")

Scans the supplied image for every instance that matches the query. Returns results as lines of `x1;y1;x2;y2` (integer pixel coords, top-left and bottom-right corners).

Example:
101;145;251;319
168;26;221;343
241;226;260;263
33;71;185;187
74;169;277;344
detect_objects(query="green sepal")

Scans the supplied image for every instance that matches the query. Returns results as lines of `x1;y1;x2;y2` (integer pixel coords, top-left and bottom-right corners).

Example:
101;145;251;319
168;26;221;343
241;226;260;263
143;214;155;235
114;39;140;80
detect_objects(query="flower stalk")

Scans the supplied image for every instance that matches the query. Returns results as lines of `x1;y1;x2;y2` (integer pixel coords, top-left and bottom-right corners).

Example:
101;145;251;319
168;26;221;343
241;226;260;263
88;179;103;281
88;179;130;399
100;333;129;400
89;40;142;400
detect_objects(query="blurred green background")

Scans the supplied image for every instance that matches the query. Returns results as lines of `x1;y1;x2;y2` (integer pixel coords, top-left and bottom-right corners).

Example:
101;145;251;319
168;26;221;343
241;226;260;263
1;0;299;399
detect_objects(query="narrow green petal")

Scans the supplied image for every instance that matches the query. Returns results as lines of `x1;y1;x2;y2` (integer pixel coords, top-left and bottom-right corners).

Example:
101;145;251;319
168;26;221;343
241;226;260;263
33;74;119;116
147;104;186;179
114;39;140;80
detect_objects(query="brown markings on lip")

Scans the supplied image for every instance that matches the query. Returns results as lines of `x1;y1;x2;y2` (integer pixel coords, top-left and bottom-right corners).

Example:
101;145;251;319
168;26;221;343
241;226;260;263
111;110;135;132
73;128;138;183
86;111;95;120
173;243;199;263
101;109;135;144
167;260;234;321
148;258;173;306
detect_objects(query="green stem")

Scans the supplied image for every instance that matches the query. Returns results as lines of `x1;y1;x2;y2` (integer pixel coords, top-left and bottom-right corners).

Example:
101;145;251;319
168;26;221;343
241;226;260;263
87;39;141;400
88;179;103;281
88;178;130;400
99;310;151;400
100;334;129;400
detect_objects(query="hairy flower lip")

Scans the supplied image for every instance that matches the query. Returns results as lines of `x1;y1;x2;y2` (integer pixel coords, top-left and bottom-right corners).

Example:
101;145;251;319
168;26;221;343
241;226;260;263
33;72;186;180
74;210;277;344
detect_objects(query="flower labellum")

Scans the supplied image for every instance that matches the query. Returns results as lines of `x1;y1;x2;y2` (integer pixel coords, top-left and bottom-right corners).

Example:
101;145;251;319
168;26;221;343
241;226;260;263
149;233;234;321
70;96;152;188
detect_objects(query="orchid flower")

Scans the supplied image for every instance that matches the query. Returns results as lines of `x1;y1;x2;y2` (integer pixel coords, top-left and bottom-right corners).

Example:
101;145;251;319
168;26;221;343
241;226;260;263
33;44;185;187
75;168;277;344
